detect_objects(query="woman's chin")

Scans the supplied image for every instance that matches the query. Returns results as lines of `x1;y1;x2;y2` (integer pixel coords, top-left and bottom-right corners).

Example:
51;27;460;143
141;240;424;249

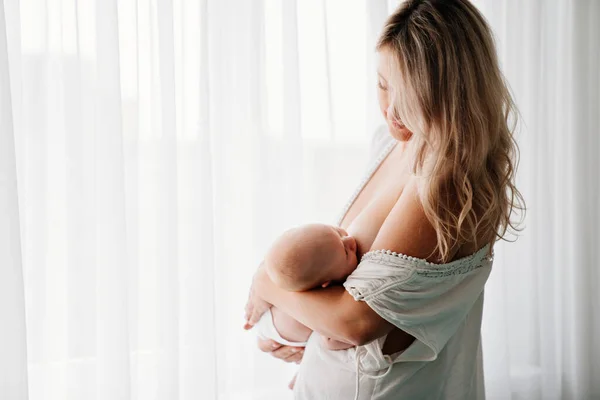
388;123;413;141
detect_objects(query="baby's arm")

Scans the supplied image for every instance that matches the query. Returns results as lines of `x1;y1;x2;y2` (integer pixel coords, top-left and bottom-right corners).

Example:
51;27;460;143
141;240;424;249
271;307;313;343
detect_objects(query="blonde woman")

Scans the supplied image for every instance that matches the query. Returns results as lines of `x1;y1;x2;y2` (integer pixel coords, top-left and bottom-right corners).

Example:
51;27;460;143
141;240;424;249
245;0;525;398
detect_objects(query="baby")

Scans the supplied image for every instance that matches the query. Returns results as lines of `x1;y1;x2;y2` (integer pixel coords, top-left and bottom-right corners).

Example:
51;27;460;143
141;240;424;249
255;223;359;349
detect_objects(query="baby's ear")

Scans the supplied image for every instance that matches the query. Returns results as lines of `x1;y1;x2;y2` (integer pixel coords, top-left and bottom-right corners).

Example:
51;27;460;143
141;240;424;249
321;281;331;288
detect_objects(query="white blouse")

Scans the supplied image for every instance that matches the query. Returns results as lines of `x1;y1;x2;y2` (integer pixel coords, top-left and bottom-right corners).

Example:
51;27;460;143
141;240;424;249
293;126;494;400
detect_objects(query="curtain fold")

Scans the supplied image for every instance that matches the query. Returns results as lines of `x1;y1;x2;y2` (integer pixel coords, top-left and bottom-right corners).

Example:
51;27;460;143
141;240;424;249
0;1;28;398
2;1;372;399
1;0;599;399
474;1;600;399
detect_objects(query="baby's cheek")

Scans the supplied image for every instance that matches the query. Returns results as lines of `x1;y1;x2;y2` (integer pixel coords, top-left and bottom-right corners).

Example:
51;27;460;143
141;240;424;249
349;255;358;274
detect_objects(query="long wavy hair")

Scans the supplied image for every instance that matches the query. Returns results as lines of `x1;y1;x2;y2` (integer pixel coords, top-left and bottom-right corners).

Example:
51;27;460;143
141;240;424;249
377;0;525;262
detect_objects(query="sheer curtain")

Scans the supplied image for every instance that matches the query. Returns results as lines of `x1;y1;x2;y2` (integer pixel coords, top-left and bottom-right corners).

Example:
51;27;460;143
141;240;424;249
1;0;374;399
0;0;598;399
473;1;600;399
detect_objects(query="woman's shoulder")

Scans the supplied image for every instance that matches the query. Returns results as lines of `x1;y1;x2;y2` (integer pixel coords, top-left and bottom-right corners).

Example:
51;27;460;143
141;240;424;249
369;176;444;263
369;175;493;265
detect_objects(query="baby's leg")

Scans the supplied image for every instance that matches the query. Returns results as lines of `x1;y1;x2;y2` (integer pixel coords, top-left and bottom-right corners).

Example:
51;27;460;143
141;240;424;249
271;307;313;343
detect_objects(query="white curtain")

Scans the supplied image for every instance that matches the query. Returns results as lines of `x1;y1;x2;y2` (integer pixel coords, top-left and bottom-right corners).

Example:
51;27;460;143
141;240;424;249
473;1;600;399
0;0;598;399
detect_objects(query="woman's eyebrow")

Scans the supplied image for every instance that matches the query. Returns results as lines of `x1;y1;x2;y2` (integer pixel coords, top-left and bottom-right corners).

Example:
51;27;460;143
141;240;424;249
377;72;387;83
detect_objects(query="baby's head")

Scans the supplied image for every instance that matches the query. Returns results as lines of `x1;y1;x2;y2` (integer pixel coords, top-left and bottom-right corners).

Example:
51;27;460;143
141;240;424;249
264;223;358;292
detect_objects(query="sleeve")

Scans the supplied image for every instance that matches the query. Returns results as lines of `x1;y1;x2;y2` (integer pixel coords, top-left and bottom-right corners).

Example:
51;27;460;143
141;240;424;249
343;250;492;362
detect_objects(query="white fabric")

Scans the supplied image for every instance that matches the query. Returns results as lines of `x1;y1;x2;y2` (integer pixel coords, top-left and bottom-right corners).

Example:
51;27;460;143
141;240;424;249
255;309;308;348
345;246;493;365
293;130;493;400
1;0;599;399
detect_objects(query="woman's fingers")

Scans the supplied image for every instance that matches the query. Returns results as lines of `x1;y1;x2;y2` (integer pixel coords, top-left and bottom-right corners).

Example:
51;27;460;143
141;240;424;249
288;374;297;390
257;338;283;353
248;296;271;326
243;306;252;329
244;301;252;322
285;351;303;364
256;338;304;363
271;346;304;363
244;288;255;323
244;287;271;329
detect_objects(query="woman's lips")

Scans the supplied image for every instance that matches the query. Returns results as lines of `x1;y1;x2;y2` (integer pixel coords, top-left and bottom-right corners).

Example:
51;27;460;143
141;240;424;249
392;119;404;129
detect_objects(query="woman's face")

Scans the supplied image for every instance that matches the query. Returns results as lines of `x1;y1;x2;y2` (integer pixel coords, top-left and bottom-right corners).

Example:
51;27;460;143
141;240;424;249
377;49;413;142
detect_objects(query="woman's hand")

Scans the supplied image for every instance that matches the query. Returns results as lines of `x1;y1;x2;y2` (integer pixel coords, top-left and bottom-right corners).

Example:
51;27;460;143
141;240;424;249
244;264;305;364
289;373;298;390
243;290;271;330
243;263;272;329
257;337;304;364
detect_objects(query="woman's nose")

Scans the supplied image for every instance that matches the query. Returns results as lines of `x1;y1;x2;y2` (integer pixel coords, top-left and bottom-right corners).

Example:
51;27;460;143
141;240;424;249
386;103;394;119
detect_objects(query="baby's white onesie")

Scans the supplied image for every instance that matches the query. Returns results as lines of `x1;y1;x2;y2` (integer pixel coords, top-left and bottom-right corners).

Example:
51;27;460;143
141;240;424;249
255;308;308;347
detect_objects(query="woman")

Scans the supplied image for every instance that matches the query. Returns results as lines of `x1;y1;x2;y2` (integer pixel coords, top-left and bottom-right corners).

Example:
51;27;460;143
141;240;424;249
245;0;525;398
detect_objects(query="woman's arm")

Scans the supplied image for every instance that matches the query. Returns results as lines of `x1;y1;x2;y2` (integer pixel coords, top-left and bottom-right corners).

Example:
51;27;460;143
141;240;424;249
252;266;393;346
251;177;442;346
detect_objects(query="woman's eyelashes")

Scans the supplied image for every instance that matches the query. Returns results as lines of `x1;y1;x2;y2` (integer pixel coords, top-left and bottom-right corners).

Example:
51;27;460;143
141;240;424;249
377;81;388;91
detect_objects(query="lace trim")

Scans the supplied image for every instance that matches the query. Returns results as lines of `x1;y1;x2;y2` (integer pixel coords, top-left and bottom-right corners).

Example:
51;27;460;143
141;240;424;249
360;245;494;278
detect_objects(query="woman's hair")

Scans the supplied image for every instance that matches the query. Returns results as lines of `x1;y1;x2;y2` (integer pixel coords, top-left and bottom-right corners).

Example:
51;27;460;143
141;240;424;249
377;0;525;262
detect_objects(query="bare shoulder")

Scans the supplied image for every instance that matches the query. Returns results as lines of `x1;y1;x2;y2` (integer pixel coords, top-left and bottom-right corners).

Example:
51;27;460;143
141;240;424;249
369;176;449;263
